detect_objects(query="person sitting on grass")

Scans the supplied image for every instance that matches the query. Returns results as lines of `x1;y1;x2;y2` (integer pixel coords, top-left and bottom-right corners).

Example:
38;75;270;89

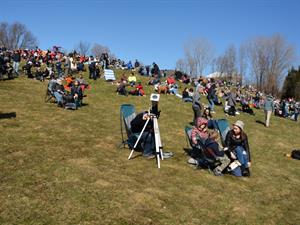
130;111;173;159
128;72;137;86
225;120;251;177
120;73;128;84
182;87;193;102
116;81;128;96
129;82;145;96
76;75;89;92
148;74;160;85
53;79;66;107
130;111;155;158
70;80;83;107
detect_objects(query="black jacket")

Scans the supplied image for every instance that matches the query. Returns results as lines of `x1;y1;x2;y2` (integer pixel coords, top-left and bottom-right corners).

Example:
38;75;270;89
130;112;153;133
225;130;251;162
13;53;21;62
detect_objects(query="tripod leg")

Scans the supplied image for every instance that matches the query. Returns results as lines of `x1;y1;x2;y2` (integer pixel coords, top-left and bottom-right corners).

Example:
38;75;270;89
153;117;163;168
128;118;151;160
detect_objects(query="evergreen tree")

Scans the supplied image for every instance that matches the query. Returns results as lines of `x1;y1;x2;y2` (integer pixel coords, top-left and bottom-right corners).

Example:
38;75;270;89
282;66;300;100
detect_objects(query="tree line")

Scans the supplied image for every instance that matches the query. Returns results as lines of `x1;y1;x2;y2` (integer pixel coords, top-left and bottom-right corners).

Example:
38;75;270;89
176;35;296;96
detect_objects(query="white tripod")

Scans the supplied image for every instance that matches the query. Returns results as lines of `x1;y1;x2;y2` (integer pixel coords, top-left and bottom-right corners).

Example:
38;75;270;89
128;113;164;168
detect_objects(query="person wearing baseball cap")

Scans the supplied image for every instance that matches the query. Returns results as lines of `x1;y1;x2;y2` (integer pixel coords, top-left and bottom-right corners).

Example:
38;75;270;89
225;120;251;177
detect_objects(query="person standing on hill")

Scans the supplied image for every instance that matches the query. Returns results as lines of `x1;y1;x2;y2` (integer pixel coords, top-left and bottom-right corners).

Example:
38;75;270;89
12;50;21;76
264;94;275;127
207;83;216;113
192;87;202;125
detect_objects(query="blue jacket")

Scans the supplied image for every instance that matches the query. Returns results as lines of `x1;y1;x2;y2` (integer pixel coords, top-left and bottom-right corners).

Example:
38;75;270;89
264;96;274;112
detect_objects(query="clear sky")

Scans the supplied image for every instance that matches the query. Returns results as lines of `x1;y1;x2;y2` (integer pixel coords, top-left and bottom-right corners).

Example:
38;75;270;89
1;0;299;70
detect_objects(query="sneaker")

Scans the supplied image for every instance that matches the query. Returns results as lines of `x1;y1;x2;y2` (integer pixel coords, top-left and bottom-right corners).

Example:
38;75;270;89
242;167;250;177
143;154;155;159
213;169;224;176
162;152;174;159
187;157;198;165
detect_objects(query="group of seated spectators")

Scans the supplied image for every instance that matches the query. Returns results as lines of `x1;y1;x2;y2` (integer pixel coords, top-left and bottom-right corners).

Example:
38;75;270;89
0;46;145;82
116;72;146;96
188;109;251;177
47;74;88;109
274;98;299;121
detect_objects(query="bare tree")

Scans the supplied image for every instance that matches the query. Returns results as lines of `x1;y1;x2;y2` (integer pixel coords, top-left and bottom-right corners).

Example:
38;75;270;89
246;34;295;94
267;34;295;94
91;43;110;58
238;43;248;85
176;58;187;73
0;22;38;50
215;55;227;77
247;37;270;90
76;41;91;56
184;37;214;77
224;45;237;81
184;45;197;76
215;45;238;82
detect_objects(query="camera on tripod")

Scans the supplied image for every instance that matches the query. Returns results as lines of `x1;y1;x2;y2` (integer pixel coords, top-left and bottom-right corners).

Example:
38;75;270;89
150;93;160;118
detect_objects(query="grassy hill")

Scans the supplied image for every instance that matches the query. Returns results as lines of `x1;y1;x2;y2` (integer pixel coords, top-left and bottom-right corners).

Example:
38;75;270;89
0;70;299;225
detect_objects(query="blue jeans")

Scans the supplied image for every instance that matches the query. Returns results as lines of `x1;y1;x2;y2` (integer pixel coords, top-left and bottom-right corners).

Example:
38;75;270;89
183;98;193;103
231;146;249;177
192;104;202;125
141;132;155;156
294;112;299;122
235;146;249;167
54;92;63;104
208;98;215;111
207;119;217;130
13;62;20;75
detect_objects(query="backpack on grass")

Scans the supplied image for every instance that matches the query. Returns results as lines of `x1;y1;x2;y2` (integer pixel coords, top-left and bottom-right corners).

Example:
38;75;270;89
291;150;300;160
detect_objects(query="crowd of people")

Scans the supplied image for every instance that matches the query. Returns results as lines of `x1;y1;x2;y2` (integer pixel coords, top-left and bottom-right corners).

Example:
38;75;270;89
1;45;299;176
118;66;299;176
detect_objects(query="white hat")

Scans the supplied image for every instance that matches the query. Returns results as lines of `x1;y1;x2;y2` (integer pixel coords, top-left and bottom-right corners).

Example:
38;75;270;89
233;120;244;131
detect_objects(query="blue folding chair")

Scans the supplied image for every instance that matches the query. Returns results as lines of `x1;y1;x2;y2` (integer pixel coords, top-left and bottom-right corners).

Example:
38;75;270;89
216;119;230;147
119;104;136;149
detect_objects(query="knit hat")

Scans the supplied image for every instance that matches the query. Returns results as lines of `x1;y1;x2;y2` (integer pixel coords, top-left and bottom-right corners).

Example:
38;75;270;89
196;117;208;128
233;120;244;131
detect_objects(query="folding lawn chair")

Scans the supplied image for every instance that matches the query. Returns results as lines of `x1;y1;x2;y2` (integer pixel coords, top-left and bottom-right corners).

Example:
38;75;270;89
44;80;56;103
119;104;137;149
104;69;116;81
216;119;230;147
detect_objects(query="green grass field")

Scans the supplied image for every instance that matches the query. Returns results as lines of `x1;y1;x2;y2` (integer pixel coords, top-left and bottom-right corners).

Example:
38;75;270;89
0;70;299;225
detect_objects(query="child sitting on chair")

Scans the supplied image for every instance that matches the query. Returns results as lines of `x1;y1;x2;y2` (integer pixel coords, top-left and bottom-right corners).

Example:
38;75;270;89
203;130;230;176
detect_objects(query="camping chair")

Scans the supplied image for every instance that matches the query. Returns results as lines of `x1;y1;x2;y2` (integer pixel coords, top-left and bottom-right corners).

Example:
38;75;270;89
215;119;230;147
44;80;56;103
184;126;221;172
104;69;116;81
119;104;137;149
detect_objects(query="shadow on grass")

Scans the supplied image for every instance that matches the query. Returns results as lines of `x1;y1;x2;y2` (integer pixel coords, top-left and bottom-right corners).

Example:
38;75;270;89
255;120;266;126
0;112;16;119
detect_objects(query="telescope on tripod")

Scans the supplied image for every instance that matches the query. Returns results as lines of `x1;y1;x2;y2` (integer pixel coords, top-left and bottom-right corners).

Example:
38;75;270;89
128;94;164;168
